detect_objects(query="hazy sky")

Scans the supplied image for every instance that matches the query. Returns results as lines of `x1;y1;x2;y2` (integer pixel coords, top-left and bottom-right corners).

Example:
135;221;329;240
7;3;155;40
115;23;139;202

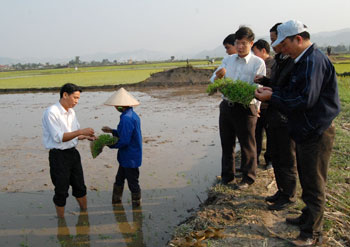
1;0;349;60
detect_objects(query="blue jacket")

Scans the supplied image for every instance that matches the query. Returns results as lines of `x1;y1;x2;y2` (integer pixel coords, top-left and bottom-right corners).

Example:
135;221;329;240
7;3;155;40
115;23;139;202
270;44;340;143
109;108;142;168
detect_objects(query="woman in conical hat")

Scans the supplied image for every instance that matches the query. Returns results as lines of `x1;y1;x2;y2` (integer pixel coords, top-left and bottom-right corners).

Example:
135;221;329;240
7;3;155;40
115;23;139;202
102;88;142;206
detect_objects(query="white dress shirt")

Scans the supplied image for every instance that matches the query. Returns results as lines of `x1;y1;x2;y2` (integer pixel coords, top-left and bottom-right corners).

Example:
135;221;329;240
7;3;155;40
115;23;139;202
42;102;80;150
210;52;266;106
210;55;233;82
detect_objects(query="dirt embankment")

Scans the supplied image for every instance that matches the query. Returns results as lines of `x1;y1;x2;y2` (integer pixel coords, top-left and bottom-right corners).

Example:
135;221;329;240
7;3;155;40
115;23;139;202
169;167;301;247
138;66;213;87
168;164;349;247
0;66;214;94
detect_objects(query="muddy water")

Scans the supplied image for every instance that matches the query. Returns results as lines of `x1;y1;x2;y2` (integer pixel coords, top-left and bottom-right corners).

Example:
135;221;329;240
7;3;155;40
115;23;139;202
0;85;223;246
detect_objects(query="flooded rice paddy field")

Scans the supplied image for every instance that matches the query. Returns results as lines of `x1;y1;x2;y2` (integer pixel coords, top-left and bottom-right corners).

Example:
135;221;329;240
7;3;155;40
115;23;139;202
0;85;223;246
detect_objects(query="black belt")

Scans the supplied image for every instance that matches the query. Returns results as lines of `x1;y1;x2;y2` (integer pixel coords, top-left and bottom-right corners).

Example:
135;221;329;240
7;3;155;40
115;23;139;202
50;147;76;152
224;99;242;107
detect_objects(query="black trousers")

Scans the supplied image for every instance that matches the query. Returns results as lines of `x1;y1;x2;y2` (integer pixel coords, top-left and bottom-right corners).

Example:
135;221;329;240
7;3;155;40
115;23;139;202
219;100;258;183
269;124;297;201
115;166;140;193
296;124;335;238
255;108;272;165
49;148;87;207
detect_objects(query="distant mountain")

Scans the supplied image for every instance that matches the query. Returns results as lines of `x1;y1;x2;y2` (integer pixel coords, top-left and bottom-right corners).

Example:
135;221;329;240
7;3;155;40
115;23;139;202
193;28;350;59
0;57;20;65
1;28;350;65
79;49;171;63
312;28;350;46
193;45;226;59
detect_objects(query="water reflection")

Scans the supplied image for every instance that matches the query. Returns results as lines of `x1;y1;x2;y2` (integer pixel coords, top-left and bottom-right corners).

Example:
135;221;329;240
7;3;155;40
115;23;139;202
57;211;90;247
113;204;145;247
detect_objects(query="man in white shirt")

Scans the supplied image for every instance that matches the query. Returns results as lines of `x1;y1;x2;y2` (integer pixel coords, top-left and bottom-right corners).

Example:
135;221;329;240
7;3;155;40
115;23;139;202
42;83;96;218
213;26;266;188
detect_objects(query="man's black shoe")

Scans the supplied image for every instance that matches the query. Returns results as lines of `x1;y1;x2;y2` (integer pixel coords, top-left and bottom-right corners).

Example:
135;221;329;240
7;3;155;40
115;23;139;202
265;191;281;203
216;176;235;185
222;179;235;185
286;216;305;226
267;198;295;211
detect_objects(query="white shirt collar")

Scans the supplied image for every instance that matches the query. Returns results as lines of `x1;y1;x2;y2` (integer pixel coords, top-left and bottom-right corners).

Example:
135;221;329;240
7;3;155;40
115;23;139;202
294;44;312;63
56;101;72;114
235;52;252;64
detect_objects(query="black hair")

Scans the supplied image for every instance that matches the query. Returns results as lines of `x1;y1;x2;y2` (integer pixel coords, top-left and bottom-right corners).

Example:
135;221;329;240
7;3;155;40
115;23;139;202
60;83;82;98
235;26;255;42
223;34;236;45
286;30;310;41
270;22;282;34
252;39;271;54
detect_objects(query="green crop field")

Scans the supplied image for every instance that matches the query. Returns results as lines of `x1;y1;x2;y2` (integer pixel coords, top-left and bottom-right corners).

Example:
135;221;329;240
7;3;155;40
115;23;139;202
0;60;218;89
0;68;163;89
334;63;350;74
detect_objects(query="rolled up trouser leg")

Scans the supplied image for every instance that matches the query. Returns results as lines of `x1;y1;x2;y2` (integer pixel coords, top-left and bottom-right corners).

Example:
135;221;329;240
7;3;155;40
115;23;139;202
131;191;141;206
112;185;124;204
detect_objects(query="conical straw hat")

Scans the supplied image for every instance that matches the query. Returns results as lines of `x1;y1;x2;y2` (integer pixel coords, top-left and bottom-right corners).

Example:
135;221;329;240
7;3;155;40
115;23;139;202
104;88;140;106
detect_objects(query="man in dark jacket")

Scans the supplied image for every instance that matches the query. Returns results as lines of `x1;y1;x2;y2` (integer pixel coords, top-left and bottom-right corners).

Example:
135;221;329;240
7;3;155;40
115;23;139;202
255;20;340;246
255;23;298;211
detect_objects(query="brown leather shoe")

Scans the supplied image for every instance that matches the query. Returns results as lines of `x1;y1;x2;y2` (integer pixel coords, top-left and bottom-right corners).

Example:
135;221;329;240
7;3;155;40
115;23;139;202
268;197;295;211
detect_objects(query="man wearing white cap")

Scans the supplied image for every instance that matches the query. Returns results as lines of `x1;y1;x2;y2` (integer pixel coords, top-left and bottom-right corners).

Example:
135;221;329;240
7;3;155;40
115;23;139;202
255;20;340;246
102;88;142;206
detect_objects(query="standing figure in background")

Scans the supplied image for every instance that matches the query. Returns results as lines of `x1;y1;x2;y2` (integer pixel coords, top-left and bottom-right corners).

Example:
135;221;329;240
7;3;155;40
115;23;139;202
210;33;237;82
255;23;297;211
252;39;274;170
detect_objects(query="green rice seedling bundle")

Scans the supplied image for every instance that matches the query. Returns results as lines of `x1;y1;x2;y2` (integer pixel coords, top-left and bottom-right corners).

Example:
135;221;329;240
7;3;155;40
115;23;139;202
207;78;257;107
90;134;119;159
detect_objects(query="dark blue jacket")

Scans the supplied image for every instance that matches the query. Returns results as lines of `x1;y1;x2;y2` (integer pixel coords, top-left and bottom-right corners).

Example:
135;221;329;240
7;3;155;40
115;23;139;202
109;108;142;168
270;44;340;143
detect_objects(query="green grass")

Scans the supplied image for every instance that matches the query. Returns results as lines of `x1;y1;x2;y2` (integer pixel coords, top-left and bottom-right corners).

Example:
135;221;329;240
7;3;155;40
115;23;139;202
0;60;219;89
334;63;350;74
0;68;162;89
324;76;350;242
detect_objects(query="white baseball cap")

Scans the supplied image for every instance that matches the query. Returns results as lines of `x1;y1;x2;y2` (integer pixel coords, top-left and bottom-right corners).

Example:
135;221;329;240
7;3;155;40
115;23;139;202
272;20;308;47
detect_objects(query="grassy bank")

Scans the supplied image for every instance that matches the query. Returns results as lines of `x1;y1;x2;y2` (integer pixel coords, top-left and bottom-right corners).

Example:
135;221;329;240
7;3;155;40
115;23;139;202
169;76;350;247
325;76;350;242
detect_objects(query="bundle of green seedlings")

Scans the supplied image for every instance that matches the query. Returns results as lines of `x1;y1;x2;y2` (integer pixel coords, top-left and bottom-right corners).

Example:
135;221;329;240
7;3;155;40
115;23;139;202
90;134;119;159
207;78;257;107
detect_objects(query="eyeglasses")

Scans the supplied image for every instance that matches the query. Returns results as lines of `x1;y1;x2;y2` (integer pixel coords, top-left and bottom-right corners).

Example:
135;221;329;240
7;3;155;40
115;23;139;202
234;41;251;47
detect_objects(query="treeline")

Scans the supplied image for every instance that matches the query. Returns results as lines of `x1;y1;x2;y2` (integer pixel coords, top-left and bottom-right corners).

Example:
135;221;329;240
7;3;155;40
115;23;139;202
0;57;123;71
319;44;350;54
